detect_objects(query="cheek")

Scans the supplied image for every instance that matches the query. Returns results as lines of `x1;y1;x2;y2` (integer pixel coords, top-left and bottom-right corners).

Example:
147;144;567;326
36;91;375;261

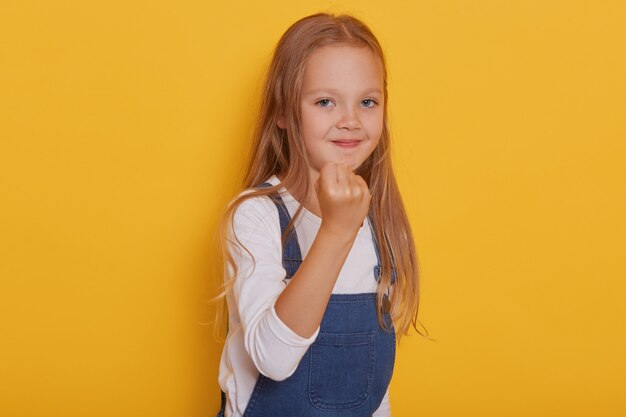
302;115;330;144
305;109;325;126
368;136;382;155
366;113;384;138
300;109;317;134
300;114;325;155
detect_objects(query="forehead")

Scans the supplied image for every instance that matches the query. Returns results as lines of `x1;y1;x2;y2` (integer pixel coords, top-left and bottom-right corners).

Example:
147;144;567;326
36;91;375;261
301;45;384;93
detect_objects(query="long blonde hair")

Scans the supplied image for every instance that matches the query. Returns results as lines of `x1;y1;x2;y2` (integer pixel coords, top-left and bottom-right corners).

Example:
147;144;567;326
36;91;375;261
214;12;431;342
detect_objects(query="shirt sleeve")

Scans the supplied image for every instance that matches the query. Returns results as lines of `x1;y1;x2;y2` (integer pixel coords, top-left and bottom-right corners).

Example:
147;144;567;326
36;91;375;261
226;195;320;381
372;387;391;416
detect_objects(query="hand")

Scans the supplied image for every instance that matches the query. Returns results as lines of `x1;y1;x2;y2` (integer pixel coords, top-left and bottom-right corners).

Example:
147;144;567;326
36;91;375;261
314;162;371;238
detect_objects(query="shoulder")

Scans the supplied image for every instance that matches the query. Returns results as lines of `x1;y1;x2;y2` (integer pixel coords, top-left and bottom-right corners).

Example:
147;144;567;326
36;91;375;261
224;189;283;254
233;188;277;216
229;177;281;218
227;188;281;233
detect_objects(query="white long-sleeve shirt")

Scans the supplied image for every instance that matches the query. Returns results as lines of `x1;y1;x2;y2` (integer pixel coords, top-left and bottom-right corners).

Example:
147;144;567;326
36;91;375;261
217;175;391;417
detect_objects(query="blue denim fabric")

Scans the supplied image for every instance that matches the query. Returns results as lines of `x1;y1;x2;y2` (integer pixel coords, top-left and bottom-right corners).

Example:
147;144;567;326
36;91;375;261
218;183;396;417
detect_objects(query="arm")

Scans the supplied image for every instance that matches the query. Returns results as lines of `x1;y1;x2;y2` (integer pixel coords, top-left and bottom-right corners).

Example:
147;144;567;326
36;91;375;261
228;197;319;381
273;223;357;338
274;162;371;338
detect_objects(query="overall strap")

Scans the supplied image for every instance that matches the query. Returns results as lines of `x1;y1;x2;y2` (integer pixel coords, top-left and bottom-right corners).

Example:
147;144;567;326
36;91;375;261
368;215;397;285
368;215;396;316
256;182;302;279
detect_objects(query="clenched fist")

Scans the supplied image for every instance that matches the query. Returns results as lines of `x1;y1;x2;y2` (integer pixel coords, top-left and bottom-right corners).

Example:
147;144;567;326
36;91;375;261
314;162;371;237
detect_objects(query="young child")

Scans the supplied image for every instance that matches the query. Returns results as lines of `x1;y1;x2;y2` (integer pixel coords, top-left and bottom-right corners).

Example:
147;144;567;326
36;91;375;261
215;12;428;417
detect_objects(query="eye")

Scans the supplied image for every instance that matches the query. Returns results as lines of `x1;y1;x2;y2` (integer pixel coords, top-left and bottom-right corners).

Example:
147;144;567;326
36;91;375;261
361;98;378;108
315;98;334;108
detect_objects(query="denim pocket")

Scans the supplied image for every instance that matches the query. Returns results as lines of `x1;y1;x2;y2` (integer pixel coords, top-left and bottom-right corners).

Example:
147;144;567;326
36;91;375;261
308;331;375;411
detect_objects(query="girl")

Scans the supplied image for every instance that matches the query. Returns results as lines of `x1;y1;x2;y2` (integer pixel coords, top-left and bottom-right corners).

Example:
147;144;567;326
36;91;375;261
215;12;429;417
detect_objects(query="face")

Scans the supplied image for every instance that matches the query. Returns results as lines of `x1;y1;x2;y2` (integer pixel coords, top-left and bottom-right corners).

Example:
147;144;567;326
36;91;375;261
297;44;384;180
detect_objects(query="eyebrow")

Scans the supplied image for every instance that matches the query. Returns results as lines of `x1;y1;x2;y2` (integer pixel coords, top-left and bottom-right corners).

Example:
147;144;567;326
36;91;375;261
302;88;383;96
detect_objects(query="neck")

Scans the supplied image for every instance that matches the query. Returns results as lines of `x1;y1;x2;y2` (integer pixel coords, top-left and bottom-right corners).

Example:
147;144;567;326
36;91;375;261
277;169;323;218
303;168;322;218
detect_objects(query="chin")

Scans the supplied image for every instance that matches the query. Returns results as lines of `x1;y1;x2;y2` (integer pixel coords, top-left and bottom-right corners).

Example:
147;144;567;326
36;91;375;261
351;158;369;170
338;158;361;170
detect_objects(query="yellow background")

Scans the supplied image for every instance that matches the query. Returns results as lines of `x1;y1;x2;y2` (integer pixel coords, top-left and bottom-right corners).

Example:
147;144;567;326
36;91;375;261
1;0;625;416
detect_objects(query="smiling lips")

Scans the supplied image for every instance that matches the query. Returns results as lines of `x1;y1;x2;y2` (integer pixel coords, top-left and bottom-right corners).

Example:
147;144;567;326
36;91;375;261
331;139;362;148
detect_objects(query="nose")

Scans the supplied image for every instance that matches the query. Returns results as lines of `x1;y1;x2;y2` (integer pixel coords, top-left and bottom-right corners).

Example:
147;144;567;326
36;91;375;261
336;105;361;130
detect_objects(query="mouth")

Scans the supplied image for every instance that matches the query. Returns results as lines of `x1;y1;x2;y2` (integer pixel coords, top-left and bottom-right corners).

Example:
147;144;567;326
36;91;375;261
331;139;362;148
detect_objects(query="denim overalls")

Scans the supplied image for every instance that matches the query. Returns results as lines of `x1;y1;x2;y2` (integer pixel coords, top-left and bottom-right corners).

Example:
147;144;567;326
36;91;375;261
218;183;396;417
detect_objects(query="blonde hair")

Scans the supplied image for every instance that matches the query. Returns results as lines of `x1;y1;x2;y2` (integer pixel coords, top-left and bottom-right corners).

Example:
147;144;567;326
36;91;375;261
213;12;432;342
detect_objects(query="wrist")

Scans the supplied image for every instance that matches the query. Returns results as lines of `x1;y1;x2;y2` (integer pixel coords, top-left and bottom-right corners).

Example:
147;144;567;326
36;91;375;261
318;222;359;246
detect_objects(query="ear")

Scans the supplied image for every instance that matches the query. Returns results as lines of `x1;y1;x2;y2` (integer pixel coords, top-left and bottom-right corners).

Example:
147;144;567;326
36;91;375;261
277;114;286;129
